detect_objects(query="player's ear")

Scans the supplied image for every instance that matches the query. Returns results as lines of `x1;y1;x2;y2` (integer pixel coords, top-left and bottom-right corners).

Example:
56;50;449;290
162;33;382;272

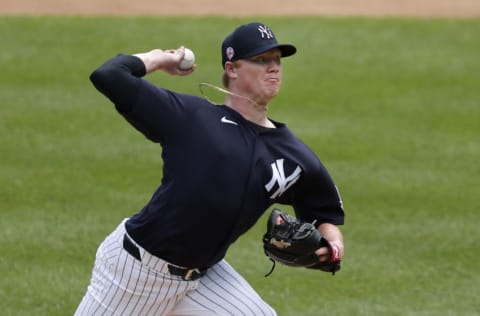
225;61;238;78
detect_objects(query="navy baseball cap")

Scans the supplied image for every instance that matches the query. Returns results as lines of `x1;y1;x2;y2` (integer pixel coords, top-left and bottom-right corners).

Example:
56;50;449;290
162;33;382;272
221;22;296;68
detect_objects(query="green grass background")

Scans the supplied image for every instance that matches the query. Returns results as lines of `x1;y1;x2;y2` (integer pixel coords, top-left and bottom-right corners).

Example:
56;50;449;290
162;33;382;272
1;16;479;315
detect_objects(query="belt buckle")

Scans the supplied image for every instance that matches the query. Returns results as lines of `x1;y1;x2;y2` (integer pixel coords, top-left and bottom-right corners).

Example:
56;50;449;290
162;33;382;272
184;268;201;281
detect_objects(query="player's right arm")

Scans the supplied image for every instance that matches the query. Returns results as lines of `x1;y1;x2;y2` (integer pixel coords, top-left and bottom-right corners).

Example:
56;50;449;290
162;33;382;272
89;47;194;112
90;54;146;112
89;52;201;144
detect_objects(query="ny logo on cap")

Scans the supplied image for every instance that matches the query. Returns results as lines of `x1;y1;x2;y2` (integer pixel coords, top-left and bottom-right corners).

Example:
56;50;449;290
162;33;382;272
258;25;274;39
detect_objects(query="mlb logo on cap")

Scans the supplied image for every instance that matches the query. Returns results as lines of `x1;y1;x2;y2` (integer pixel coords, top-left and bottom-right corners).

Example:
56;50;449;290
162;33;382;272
221;22;297;68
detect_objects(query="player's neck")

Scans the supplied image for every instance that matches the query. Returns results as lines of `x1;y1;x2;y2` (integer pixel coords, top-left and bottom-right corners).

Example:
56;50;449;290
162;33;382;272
225;97;275;128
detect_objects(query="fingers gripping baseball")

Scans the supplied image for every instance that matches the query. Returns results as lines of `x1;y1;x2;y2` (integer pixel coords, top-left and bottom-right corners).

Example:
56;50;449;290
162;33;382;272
133;47;196;76
177;47;195;70
160;47;196;75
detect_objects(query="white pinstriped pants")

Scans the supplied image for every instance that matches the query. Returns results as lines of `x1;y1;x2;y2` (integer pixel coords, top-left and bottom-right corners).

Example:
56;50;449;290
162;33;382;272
75;219;276;316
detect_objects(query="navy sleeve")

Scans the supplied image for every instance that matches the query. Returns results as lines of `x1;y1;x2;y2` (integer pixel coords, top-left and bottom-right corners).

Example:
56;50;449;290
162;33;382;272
291;163;345;225
89;54;205;144
90;54;146;113
293;183;344;226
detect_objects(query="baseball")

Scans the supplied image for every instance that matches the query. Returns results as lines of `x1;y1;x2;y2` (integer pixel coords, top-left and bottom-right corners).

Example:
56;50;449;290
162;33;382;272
179;48;195;70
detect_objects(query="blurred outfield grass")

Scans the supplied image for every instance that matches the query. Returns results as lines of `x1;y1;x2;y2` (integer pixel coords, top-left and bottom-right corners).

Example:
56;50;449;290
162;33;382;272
0;16;479;315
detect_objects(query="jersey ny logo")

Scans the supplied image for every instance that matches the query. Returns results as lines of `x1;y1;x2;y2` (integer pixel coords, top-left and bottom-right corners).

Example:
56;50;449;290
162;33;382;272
265;159;302;199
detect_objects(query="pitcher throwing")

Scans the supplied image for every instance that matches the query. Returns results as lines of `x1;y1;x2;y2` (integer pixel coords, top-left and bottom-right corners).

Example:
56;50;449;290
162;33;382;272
75;22;345;316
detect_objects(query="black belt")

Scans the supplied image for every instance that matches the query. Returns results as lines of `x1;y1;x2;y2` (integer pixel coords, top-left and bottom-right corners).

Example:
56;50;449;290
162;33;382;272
122;234;207;281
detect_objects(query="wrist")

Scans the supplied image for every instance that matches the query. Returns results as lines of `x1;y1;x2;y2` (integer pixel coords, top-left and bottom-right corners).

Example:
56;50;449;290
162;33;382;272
133;49;165;74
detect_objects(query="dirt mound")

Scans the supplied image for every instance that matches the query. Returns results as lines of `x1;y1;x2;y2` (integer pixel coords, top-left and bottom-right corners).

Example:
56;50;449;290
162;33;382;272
1;0;479;17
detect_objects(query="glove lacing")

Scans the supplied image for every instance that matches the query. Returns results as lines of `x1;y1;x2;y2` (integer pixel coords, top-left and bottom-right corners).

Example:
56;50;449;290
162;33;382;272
264;258;276;277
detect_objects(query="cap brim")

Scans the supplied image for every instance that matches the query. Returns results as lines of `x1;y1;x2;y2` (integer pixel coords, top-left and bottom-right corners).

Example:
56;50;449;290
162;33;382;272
242;43;297;60
278;44;297;58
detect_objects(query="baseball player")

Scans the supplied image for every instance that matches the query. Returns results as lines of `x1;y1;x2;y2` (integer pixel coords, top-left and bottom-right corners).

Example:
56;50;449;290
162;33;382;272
75;22;345;315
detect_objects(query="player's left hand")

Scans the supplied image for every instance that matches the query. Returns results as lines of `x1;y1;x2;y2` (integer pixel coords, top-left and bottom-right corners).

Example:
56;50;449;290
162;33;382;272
262;209;342;275
315;239;343;262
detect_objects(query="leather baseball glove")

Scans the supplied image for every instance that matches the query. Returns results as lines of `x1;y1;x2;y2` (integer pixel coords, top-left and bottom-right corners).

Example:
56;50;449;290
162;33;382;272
262;209;341;276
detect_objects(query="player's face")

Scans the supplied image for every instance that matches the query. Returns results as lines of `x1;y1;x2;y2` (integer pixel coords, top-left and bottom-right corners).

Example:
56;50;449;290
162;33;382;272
236;49;283;105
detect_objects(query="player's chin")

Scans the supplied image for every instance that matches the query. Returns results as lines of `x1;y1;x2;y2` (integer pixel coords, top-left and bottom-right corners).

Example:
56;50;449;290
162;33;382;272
266;88;280;99
264;83;280;96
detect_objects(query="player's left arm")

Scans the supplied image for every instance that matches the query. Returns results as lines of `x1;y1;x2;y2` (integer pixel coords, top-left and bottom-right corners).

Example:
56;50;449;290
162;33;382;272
315;223;344;262
288;157;345;263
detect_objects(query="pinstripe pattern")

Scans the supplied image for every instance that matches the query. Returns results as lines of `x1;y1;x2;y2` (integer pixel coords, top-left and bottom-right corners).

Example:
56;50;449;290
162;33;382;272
75;220;275;315
170;261;276;316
